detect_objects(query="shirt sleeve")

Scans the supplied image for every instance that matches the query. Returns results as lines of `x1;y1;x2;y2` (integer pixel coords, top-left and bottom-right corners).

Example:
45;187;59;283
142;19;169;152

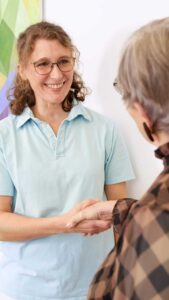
88;205;169;299
0;145;14;196
112;198;137;234
113;206;169;299
104;123;135;184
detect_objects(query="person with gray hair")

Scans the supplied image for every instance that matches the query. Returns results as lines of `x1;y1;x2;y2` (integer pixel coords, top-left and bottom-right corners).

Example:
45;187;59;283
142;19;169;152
68;17;169;299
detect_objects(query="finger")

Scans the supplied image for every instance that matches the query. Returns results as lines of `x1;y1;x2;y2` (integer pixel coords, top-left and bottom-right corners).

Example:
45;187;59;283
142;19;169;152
81;199;100;209
90;220;112;228
78;220;112;234
71;199;100;214
66;212;84;228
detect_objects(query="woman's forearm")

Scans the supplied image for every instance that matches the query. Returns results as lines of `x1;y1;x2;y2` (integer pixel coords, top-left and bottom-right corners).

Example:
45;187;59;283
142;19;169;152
0;211;70;241
0;209;111;241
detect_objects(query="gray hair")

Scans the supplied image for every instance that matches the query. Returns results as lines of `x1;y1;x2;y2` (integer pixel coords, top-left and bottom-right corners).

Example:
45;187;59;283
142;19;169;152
117;17;169;134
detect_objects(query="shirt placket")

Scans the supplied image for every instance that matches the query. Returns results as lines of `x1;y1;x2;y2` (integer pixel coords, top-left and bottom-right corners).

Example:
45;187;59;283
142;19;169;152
39;121;66;158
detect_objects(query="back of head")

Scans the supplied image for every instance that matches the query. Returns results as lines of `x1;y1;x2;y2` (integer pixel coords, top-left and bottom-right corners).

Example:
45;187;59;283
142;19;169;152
117;17;169;133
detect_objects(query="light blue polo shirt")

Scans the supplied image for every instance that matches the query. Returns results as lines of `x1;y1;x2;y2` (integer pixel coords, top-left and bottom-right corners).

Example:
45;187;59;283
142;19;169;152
0;102;134;300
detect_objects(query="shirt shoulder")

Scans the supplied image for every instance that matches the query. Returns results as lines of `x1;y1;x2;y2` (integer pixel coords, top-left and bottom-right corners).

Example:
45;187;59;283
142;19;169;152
82;106;121;143
119;170;169;247
0;114;16;142
139;166;169;211
118;167;169;235
112;166;169;235
84;106;116;127
0;114;15;127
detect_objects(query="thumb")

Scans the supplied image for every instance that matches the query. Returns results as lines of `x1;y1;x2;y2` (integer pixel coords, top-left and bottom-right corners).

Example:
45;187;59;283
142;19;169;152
66;212;84;228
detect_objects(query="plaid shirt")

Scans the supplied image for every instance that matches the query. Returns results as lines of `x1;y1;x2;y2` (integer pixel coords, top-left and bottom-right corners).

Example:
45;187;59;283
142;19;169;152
88;143;169;300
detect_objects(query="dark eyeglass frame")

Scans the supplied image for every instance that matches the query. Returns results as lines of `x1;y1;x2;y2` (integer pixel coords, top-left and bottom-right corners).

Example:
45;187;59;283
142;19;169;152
32;57;75;75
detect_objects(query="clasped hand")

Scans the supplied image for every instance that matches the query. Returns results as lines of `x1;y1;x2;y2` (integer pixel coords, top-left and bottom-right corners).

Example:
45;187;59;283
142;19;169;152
65;199;116;236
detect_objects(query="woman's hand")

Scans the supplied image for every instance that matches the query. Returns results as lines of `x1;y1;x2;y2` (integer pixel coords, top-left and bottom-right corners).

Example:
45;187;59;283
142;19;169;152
62;199;113;235
66;200;116;229
0;197;112;240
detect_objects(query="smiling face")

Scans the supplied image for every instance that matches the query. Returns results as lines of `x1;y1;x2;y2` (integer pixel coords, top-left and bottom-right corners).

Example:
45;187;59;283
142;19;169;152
20;38;74;107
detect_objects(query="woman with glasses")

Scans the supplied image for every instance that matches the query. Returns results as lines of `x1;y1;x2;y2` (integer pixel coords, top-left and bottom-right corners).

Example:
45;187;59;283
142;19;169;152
67;17;169;299
0;21;134;300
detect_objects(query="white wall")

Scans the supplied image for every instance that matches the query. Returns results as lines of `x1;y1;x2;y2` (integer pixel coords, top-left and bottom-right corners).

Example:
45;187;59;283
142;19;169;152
43;0;168;198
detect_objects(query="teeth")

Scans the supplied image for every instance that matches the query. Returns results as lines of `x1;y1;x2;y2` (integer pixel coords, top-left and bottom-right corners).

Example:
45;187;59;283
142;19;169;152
46;83;63;89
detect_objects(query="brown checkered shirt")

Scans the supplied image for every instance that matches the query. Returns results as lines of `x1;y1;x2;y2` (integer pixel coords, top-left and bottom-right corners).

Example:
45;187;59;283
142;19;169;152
88;143;169;300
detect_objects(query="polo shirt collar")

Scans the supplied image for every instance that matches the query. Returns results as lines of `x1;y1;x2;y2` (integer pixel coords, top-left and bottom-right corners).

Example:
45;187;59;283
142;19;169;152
67;101;92;122
15;107;34;128
15;100;92;129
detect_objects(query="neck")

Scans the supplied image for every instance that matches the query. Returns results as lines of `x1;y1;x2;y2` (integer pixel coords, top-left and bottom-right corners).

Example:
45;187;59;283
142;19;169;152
153;131;169;148
31;102;68;124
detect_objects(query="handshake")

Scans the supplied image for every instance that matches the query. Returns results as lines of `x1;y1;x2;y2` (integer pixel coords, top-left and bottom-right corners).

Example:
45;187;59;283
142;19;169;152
65;199;117;236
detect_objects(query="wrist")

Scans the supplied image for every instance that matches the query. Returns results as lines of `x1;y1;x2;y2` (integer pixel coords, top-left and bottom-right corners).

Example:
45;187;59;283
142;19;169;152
45;214;70;235
101;200;116;220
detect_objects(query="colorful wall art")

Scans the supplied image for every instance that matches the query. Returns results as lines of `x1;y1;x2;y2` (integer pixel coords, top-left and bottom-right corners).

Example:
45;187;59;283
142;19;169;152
0;0;41;119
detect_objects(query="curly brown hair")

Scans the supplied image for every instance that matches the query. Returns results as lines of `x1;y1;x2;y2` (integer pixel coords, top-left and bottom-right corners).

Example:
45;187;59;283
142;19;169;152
9;21;89;115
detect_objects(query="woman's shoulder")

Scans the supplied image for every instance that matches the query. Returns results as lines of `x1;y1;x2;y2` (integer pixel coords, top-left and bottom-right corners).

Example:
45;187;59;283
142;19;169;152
125;171;169;234
139;167;169;211
0;114;13;128
0;113;16;128
0;114;17;143
83;105;117;129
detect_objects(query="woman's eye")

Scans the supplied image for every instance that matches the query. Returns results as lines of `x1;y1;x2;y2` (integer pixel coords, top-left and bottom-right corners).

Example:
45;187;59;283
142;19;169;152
59;59;69;65
37;62;50;67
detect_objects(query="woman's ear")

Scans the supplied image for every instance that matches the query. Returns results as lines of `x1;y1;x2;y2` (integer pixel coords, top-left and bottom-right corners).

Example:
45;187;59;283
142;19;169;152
17;64;27;80
131;102;155;142
132;102;152;127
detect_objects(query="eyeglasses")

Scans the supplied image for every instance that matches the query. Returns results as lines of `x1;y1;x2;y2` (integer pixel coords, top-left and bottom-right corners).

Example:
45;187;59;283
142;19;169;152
32;57;75;75
113;78;123;95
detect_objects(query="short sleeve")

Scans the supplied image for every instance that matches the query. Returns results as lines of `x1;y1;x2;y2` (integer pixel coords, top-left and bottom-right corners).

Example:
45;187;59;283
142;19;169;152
0;145;14;196
105;124;135;184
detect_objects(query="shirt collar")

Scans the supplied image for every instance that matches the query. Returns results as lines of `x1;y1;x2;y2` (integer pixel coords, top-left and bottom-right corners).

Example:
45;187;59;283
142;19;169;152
15;100;92;129
67;101;92;122
15;107;34;128
155;142;169;167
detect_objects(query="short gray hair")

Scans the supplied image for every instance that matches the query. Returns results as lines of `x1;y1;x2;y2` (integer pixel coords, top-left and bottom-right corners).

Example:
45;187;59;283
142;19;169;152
117;17;169;134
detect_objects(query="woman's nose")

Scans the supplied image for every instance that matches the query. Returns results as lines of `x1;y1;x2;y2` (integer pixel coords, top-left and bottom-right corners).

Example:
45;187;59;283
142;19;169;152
49;64;63;78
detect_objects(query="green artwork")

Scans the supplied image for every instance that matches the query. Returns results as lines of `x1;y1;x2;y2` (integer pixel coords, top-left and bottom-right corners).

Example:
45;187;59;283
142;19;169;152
0;0;42;119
